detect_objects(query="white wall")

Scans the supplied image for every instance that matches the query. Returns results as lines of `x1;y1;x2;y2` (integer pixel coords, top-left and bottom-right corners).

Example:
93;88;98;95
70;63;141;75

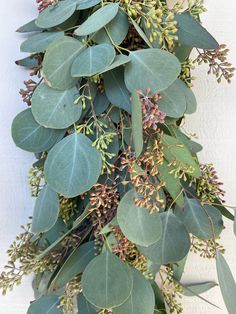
0;0;235;313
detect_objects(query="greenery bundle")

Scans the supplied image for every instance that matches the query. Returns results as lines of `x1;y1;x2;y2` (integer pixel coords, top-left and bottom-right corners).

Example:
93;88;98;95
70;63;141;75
1;0;236;313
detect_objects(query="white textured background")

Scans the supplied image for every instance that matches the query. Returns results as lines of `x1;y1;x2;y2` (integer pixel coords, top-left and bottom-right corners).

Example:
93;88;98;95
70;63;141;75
0;0;235;313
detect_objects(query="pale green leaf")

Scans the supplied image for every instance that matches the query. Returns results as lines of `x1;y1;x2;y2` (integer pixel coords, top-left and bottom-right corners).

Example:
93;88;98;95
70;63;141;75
125;48;181;93
113;268;155;314
131;91;143;157
117;189;162;247
175;198;224;240
31;83;82;129
139;211;190;264
11;109;65;153
50;241;96;289
175;13;219;49
43;36;84;90
27;295;62;314
82;251;133;309
71;44;115;77
216;251;236;314
36;1;77;29
75;4;119;36
75;0;101;10
44;133;102;197
100;54;131;74
182;282;217;297
17;19;42;33
31;185;59;234
20;31;64;53
131;18;152;48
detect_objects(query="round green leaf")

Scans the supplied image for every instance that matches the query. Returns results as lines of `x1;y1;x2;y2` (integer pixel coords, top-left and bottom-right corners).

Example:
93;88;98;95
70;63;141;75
27;295;62;314
175;198;224;240
51;241;97;289
75;0;101;10
77;293;97;314
20;31;64;53
75;3;119;36
45;133;102;197
71;44;115;77
139;211;190;264
36;1;77;29
31;83;82;129
93;9;129;46
113;268;155;314
103;67;131;113
117;189;162;247
31;185;60;234
11;109;65;153
100;54;131;74
158;79;187;118
125;49;181;93
43;36;84;90
82;251;133;309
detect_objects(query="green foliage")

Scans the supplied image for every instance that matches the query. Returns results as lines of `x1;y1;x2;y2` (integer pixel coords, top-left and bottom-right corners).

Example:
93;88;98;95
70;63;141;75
4;1;235;313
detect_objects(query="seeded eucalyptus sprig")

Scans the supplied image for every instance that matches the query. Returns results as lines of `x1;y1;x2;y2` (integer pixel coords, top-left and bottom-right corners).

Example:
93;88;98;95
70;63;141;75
1;0;236;313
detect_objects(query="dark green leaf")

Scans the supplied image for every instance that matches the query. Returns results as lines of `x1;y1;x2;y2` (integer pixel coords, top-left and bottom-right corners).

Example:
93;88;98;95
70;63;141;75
77;293;97;314
100;54;131;74
15;56;39;68
43;36;84;90
20;31;64;53
216;251;236;314
125;48;181;93
75;3;119;36
94;9;129;46
32;83;82;129
104;67;131;113
82;251;133;309
36;1;77;29
11;109;65;153
71;44;115;77
113;268;155;314
139;211;190;264
182;281;217;297
117;189;162;247
32;185;59;234
27;295;62;314
175;13;219;49
51;241;96;289
93;91;110;115
175;197;224;240
131;91;143;157
45;133;102;197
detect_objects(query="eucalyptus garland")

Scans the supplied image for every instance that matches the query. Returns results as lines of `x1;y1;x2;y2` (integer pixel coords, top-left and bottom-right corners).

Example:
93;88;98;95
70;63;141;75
1;0;236;313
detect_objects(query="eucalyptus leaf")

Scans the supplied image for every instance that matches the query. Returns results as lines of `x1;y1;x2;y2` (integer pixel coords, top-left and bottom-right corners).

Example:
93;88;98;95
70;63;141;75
43;36;84;90
125;48;181;93
31;83;82;129
93;9;129;46
162;134;201;177
75;0;101;10
77;293;97;314
82;251;133;309
113;268;155;314
31;185;60;234
36;1;77;29
51;241;96;289
173;256;188;281
117;189;162;247
234;209;236;237
75;3;119;36
100;54;131;74
139;211;190;264
216;251;236;314
27;295;62;314
131;18;152;48
20;31;64;53
175;13;219;49
158;160;184;208
103;67;131;113
93;91;110;115
131;91;143;157
182;281;217;297
45;133;102;197
71;44;115;77
11;109;65;153
15;56;39;68
175;198;224;240
17;19;41;33
158;79;187;118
